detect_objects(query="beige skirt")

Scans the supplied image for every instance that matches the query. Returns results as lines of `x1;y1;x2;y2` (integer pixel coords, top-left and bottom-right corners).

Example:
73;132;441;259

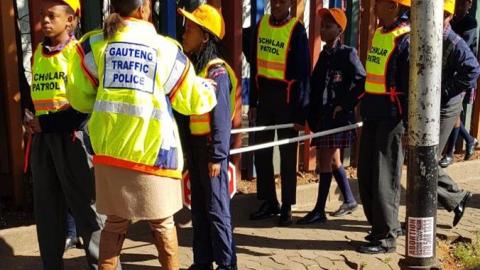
94;164;183;220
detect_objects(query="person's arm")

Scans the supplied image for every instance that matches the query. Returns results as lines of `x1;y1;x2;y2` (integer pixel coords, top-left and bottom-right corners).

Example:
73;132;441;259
67;34;100;113
443;37;480;99
307;55;322;132
339;48;366;112
396;34;410;122
163;40;217;116
287;23;311;126
208;66;232;164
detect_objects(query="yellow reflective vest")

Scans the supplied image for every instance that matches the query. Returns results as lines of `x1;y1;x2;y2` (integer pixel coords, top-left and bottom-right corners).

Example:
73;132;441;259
189;59;238;136
256;15;299;81
67;18;217;179
31;40;77;116
365;25;411;95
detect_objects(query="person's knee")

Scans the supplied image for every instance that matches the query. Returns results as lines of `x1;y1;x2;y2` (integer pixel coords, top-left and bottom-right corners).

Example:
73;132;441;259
104;215;130;234
149;216;175;233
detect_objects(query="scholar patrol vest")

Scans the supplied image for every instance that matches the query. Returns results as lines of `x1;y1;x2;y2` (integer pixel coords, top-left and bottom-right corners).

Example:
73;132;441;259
71;19;216;179
365;25;410;95
256;15;298;81
31;41;76;116
189;59;238;136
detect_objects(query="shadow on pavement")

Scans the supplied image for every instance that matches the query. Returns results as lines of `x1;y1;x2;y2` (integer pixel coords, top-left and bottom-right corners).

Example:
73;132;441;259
0;236;88;270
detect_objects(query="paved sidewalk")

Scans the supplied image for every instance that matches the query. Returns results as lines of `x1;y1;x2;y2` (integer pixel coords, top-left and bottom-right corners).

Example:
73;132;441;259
1;160;480;270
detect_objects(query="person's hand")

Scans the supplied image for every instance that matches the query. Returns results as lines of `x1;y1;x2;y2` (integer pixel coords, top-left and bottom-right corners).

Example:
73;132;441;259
29;117;42;133
248;107;257;124
332;106;343;119
293;123;304;131
24;123;35;135
208;162;221;178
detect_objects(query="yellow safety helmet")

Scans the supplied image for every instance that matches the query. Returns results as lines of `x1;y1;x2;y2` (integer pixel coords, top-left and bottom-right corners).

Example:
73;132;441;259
178;4;226;40
444;0;456;14
391;0;411;7
61;0;81;16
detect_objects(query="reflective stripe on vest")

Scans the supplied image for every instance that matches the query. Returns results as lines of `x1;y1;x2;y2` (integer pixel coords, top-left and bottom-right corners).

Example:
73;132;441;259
93;100;167;121
189;59;238;136
163;49;189;96
365;25;410;95
31;42;76;116
256;15;298;81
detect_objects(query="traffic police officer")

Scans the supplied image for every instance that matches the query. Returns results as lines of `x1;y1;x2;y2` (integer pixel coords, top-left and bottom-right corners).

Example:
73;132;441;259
249;0;311;227
437;0;480;227
67;0;218;269
179;4;238;270
357;0;411;254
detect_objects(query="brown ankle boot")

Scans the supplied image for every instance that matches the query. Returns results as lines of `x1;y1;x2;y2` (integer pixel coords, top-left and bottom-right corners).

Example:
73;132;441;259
152;227;179;270
99;230;125;270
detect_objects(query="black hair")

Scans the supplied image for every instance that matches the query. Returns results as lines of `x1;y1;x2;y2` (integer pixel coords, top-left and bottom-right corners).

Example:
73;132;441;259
190;32;225;73
104;0;145;39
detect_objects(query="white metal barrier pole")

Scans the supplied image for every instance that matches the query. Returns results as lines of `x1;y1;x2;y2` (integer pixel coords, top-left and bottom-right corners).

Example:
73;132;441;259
231;123;295;134
230;122;363;155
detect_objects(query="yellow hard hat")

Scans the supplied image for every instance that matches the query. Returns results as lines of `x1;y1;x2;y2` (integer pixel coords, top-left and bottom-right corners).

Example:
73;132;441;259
62;0;81;16
178;4;225;40
444;0;455;14
391;0;411;7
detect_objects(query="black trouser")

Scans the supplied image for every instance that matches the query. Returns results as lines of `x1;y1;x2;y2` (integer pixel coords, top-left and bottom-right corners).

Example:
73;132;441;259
188;138;236;267
31;133;105;270
254;104;298;206
357;120;404;248
438;101;468;211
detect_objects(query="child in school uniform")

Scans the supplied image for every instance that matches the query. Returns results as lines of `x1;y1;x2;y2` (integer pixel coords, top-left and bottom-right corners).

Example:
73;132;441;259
25;1;108;269
297;8;365;225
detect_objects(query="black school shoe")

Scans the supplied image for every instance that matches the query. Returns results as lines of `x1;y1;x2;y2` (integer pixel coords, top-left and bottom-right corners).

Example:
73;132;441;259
357;242;396;254
65;236;79;251
188;264;213;270
330;203;358;217
249;201;280;220
278;206;293;227
439;155;454;168
465;139;478;160
364;227;405;242
453;192;472;227
216;265;237;270
297;210;327;225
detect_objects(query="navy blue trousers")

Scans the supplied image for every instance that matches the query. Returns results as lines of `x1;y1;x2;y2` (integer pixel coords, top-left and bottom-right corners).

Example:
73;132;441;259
188;142;236;267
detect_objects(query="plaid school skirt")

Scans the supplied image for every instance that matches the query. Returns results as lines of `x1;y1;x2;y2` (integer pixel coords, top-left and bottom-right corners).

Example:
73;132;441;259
313;129;356;149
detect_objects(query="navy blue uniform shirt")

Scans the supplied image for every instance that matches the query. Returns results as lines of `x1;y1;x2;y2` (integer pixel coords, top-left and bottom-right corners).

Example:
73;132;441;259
442;25;480;107
308;41;366;133
207;64;233;163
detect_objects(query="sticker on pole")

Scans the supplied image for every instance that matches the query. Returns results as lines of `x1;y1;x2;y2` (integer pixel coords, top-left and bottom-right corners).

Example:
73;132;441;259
182;162;237;209
407;217;435;258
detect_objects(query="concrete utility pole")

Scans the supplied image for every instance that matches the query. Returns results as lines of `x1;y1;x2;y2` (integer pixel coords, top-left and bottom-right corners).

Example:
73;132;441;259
404;0;443;269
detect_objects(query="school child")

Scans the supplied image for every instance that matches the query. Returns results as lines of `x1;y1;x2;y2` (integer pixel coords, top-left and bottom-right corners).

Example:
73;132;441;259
439;0;478;167
357;0;411;254
249;0;311;227
180;5;238;270
25;0;108;269
437;0;480;228
297;8;365;225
